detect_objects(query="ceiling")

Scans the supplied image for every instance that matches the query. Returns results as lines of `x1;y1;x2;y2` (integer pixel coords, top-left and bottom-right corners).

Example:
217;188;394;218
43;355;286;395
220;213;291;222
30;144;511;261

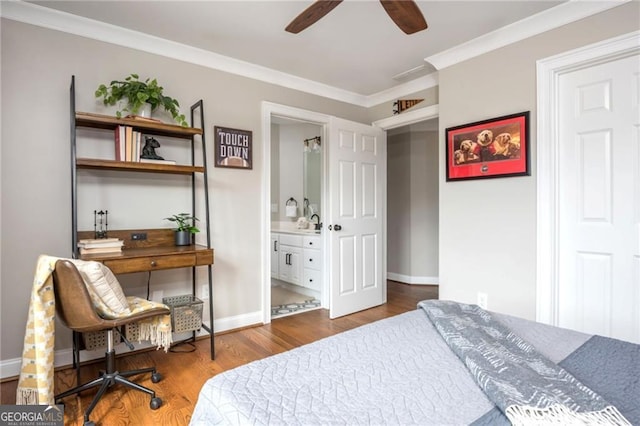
25;1;577;94
14;1;625;104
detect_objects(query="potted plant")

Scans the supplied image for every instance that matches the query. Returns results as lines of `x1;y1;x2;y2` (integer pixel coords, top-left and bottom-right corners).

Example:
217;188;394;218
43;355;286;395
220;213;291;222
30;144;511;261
95;73;188;126
164;213;200;246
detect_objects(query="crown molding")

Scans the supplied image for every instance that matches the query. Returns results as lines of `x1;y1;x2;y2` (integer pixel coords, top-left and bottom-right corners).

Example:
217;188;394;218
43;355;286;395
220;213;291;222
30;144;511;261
0;1;372;105
425;0;630;70
1;0;630;107
363;72;439;108
373;104;439;131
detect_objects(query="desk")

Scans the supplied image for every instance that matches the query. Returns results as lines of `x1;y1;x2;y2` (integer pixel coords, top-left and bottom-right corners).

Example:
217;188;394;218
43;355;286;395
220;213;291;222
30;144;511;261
78;228;214;358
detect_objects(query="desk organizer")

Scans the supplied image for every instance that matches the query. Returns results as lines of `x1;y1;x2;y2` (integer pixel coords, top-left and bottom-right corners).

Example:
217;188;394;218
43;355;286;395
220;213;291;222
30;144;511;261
163;295;204;333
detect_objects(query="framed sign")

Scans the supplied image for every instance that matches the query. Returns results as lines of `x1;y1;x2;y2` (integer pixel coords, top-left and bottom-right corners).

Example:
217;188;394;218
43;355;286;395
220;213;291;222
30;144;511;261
445;111;530;181
214;126;252;169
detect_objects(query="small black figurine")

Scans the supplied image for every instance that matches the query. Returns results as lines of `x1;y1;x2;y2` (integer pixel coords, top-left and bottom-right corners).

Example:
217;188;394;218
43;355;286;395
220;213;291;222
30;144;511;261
141;136;164;160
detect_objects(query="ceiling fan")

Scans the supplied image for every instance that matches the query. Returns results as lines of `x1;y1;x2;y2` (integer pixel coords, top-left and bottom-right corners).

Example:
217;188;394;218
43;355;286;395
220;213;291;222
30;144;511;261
285;0;428;35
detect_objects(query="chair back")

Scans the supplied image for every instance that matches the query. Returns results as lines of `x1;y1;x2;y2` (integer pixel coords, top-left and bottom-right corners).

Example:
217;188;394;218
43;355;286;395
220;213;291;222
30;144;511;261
52;259;109;333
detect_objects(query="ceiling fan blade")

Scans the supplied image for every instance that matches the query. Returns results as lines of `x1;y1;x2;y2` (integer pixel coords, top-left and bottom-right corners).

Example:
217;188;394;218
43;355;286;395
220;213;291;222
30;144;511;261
379;0;428;35
285;0;343;34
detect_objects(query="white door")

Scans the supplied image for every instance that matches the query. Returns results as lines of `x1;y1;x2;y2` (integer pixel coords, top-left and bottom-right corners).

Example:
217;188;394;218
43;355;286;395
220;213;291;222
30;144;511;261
328;117;386;318
557;53;640;343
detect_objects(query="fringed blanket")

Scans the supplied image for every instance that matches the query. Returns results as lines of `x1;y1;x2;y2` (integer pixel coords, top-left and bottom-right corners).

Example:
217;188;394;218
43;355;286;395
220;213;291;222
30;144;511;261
419;300;631;426
17;255;172;405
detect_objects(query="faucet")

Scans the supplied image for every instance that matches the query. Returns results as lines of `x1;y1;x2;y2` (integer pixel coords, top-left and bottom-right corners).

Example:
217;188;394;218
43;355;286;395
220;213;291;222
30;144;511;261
310;214;321;230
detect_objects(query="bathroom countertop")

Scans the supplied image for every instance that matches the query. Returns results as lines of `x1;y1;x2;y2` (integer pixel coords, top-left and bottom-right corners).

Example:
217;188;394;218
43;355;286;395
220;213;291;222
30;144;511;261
272;228;321;236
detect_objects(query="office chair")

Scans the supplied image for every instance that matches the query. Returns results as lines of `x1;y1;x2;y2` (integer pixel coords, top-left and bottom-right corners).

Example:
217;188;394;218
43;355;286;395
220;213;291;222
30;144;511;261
52;260;170;426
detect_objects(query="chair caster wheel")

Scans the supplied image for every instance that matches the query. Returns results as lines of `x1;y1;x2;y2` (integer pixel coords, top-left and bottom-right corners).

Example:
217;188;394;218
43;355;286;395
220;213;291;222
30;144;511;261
150;397;162;410
151;372;162;383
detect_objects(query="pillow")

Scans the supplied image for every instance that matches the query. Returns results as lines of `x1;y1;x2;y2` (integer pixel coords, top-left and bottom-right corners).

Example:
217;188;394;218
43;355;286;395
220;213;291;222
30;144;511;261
70;260;130;316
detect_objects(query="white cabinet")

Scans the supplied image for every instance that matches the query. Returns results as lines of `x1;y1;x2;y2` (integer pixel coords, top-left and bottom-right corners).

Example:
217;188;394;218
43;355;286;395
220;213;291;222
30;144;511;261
302;235;322;291
277;233;303;286
271;232;322;292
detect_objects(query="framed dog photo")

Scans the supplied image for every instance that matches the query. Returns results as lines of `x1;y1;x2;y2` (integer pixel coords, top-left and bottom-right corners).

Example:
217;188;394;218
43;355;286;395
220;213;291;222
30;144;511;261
214;126;252;170
445;111;530;181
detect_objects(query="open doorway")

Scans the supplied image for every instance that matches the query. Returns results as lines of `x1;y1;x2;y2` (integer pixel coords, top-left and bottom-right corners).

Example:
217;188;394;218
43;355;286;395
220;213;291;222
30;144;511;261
261;103;331;325
270;116;324;319
386;119;440;285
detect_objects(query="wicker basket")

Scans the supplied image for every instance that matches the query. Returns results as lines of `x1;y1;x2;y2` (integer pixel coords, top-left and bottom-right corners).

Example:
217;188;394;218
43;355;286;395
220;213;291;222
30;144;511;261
82;330;121;350
124;322;140;342
163;295;203;333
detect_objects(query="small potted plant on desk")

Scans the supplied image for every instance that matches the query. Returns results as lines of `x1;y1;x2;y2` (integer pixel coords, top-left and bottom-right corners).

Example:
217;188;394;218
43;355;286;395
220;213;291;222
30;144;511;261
165;213;199;246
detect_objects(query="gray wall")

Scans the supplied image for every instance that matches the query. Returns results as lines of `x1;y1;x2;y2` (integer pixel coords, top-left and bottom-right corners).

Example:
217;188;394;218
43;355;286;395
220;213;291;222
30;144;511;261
437;2;640;319
2;2;638;365
387;128;439;282
0;19;369;361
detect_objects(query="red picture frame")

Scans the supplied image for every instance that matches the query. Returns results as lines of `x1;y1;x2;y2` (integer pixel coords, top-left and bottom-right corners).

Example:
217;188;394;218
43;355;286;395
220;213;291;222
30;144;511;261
446;111;530;181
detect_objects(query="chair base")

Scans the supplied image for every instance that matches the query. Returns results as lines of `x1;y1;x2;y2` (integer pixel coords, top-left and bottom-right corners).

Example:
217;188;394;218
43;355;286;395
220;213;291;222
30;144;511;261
55;349;162;425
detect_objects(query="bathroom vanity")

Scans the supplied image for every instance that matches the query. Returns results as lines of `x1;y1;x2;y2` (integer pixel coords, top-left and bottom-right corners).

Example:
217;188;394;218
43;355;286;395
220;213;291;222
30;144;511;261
271;230;322;292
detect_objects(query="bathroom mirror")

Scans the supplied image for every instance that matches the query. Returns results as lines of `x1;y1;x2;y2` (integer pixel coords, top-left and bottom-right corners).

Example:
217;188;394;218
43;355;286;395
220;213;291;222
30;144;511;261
303;145;321;221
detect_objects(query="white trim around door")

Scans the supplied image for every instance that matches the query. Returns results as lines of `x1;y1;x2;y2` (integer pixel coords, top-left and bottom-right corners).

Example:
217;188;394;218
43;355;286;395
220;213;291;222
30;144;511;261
536;30;640;325
261;102;331;325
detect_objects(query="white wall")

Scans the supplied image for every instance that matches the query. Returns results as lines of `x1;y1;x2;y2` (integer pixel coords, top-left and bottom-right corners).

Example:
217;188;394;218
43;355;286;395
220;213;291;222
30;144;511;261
437;2;640;320
274;123;321;222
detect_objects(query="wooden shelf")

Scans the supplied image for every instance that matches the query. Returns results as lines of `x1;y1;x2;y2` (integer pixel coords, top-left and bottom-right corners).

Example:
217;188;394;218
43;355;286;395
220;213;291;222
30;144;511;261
71;77;214;359
75;112;203;139
77;158;204;174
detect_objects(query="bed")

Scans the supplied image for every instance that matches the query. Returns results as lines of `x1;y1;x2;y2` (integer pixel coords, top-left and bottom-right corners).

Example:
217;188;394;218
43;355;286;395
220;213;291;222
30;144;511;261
190;300;639;425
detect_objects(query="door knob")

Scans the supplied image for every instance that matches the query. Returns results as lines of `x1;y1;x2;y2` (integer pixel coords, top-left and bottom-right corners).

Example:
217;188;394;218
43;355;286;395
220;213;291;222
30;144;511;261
334;224;342;231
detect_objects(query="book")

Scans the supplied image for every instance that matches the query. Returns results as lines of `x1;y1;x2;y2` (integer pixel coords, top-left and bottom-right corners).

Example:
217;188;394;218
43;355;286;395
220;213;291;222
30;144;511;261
134;131;142;162
140;158;176;165
114;126;125;161
125;126;134;161
78;237;121;244
79;246;123;255
78;238;124;249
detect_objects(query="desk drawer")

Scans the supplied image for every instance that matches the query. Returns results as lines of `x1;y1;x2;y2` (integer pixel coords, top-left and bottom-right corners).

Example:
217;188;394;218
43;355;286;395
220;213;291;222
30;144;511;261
104;254;196;274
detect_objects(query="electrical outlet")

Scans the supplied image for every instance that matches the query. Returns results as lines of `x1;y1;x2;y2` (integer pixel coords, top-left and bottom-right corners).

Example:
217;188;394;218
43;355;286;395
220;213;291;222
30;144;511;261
131;232;147;241
477;292;488;310
201;284;209;299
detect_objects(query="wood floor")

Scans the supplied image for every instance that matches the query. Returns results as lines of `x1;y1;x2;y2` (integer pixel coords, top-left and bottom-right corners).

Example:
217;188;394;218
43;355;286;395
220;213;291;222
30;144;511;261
1;281;438;425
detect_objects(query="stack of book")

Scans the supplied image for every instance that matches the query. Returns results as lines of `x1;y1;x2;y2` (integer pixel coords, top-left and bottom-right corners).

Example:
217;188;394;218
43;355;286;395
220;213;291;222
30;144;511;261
77;238;124;255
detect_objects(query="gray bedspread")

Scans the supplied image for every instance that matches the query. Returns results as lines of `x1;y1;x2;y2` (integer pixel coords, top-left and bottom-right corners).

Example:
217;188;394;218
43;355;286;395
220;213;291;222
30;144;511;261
190;303;639;425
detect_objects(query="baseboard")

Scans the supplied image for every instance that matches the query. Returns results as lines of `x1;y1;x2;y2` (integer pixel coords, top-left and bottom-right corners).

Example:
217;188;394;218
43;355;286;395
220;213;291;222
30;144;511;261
0;310;263;381
387;272;439;285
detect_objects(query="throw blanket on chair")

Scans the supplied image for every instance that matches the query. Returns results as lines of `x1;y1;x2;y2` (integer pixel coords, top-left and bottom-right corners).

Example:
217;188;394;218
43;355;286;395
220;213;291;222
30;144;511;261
419;300;631;426
17;255;172;405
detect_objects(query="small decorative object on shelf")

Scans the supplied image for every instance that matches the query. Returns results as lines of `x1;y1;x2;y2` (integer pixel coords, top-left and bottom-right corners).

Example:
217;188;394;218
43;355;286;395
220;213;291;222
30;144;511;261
94;210;109;239
95;73;188;126
164;213;200;246
140;136;164;160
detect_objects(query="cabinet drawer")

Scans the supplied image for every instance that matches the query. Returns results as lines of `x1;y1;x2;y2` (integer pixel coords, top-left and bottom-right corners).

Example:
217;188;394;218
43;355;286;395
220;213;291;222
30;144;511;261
303;235;322;248
303;249;321;271
104;254;196;274
303;268;322;291
279;234;303;247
